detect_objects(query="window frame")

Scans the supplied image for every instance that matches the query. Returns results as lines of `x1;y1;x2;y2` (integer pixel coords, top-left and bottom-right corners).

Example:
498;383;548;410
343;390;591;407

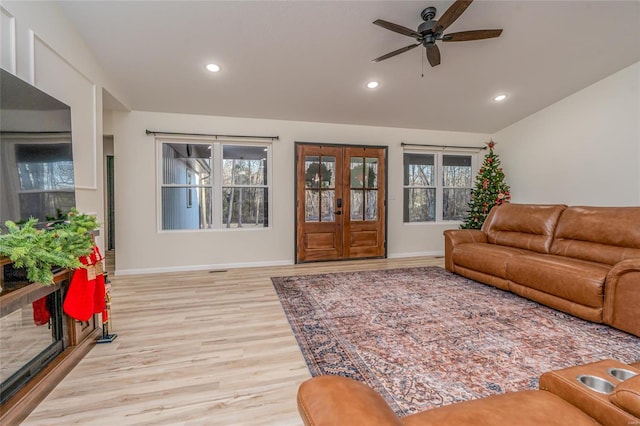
156;138;272;232
2;135;76;221
403;149;477;223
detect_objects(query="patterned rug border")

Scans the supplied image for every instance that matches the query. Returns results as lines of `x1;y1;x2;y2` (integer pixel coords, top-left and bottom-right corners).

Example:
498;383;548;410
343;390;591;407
272;266;640;416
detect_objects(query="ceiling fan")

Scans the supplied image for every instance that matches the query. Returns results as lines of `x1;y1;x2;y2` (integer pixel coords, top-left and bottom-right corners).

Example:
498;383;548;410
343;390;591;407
372;0;502;67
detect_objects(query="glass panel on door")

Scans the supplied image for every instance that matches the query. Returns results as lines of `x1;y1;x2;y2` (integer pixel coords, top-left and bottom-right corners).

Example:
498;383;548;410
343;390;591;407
321;157;336;188
351;190;363;221
350;157;364;188
305;156;320;188
321;190;335;222
350;156;379;222
305;155;336;222
365;158;378;188
365;190;377;220
305;189;319;222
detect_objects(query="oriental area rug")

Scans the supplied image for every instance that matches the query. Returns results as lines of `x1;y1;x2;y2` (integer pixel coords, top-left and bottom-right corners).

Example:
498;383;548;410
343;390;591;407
271;266;640;416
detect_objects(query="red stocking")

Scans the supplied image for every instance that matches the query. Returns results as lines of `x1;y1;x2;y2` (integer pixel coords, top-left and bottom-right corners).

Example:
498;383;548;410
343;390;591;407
63;255;96;321
33;296;50;326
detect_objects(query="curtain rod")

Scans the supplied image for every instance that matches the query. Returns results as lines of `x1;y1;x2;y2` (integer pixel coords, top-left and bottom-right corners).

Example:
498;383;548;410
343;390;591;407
401;142;486;150
146;129;279;141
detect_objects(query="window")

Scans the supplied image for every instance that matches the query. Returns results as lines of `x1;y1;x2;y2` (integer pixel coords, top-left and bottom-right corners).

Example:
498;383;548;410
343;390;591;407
403;151;474;222
159;141;270;230
442;155;473;221
16;141;76;220
404;153;435;222
222;145;268;228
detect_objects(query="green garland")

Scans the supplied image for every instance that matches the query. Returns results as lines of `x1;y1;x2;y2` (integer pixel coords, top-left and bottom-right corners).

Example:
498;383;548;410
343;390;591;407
0;209;98;285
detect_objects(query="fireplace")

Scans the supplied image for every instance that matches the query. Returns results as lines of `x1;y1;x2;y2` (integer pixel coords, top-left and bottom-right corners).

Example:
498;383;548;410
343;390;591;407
0;264;70;405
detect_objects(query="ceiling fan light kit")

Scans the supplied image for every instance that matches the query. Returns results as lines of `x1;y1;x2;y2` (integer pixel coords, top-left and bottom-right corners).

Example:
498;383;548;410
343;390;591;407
372;0;503;67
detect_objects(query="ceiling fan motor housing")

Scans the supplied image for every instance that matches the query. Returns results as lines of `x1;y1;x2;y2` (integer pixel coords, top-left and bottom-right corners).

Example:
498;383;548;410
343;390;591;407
417;20;436;35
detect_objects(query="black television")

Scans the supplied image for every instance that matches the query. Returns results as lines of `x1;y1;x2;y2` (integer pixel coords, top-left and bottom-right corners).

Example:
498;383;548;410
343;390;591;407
0;68;76;226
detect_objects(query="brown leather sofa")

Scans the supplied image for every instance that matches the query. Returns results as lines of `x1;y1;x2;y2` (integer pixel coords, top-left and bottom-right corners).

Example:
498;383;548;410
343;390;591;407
297;359;640;426
443;204;640;337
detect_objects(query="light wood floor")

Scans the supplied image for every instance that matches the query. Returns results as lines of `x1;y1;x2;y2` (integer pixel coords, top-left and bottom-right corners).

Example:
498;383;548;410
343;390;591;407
21;255;444;425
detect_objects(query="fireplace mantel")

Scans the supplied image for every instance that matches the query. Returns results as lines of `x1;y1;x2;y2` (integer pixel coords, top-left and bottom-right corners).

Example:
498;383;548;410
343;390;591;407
0;259;100;424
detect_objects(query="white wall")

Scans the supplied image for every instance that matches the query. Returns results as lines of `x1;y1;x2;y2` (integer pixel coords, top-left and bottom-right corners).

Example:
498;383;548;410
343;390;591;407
1;1;130;251
5;1;638;276
494;62;640;206
112;111;489;274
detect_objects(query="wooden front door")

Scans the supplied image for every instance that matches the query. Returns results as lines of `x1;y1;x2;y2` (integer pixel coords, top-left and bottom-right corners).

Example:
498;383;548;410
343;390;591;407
295;143;386;263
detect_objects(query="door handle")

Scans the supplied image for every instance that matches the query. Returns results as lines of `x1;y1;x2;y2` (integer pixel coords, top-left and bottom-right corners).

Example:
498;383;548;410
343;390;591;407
335;211;342;215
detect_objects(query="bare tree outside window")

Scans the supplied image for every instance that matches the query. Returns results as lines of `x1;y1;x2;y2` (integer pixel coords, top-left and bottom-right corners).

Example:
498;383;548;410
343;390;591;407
160;142;269;231
442;155;472;221
403;152;473;223
403;153;436;222
222;145;268;228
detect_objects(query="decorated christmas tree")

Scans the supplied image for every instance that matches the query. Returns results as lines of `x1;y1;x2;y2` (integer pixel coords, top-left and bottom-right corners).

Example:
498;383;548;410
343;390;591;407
460;141;511;229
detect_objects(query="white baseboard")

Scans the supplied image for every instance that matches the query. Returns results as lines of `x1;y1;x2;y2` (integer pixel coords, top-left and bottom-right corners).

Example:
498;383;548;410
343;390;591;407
387;250;444;259
114;252;444;276
114;259;294;276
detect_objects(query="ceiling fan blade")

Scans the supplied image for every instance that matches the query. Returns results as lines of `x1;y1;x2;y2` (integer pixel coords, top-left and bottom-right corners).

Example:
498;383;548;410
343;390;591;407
372;43;421;62
426;44;441;67
373;19;421;39
442;29;503;42
433;0;473;34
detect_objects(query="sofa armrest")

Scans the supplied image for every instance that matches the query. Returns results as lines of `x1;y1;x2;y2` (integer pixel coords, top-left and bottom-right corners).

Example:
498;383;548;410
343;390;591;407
610;375;640;418
604;258;640;337
443;229;487;272
538;359;640;426
297;376;402;426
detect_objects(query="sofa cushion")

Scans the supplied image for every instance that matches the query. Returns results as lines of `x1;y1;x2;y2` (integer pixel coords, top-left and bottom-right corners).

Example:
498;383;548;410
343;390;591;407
551;206;640;265
298;376;402;426
452;243;531;279
609;375;640;418
453;266;512;291
482;204;567;254
401;390;600;426
506;254;609;308
508;281;603;322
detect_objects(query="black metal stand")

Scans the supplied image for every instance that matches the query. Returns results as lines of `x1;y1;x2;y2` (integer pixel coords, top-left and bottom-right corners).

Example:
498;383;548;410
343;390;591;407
96;272;117;344
97;324;117;343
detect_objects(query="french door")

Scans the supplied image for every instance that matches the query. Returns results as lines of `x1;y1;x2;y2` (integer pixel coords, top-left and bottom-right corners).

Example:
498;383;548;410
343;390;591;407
295;143;387;263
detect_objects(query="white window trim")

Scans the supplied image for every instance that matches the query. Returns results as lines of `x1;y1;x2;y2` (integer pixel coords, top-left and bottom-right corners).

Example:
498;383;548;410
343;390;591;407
403;148;479;223
156;137;272;232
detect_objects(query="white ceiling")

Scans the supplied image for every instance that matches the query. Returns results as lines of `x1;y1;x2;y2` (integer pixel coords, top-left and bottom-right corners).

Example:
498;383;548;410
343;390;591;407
56;0;640;133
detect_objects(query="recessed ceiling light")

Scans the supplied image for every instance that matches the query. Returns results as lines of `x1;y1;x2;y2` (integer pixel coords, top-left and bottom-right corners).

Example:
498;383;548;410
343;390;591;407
206;63;221;73
366;81;379;89
493;94;507;102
